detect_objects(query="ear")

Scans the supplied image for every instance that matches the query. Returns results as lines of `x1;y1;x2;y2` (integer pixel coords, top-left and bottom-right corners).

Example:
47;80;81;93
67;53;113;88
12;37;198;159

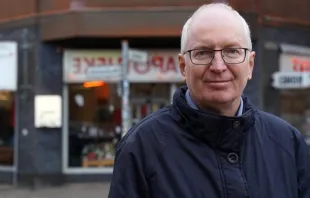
248;51;255;80
178;53;187;82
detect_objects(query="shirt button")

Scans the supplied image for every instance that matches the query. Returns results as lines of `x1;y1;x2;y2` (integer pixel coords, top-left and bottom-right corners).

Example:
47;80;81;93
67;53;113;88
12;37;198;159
227;153;239;164
233;121;241;129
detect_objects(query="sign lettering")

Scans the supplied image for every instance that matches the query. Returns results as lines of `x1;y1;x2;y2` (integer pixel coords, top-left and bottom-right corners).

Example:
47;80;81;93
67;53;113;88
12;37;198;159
292;58;310;72
64;50;182;83
280;76;302;84
272;72;310;89
70;55;178;75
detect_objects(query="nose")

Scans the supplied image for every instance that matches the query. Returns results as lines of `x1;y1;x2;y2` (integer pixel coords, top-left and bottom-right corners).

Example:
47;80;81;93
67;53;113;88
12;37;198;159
209;51;227;73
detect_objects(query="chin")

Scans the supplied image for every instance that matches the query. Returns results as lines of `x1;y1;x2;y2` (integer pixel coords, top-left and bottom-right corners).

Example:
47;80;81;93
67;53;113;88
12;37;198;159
203;91;236;104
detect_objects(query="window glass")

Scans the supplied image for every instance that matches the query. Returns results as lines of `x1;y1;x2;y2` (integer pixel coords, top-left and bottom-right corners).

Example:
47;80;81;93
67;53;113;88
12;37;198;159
68;82;121;168
280;90;310;146
130;83;175;125
0;91;15;166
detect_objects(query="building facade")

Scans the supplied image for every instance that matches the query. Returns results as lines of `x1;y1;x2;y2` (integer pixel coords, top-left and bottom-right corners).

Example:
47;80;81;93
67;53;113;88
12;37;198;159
0;0;309;187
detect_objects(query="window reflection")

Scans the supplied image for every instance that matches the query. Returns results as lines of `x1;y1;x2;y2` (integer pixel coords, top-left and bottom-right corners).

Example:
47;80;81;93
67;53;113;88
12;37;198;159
68;82;121;168
0;91;15;166
280;90;310;147
67;82;186;168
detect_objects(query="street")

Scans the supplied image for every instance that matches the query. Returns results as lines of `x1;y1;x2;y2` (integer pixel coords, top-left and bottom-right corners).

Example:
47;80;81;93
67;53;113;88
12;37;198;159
0;183;110;198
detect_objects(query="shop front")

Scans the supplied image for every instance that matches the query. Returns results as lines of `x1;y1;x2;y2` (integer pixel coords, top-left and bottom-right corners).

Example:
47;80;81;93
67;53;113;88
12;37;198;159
62;49;183;174
272;44;310;145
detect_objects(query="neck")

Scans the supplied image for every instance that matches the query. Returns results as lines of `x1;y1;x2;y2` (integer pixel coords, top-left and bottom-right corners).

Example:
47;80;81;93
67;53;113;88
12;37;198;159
194;96;241;117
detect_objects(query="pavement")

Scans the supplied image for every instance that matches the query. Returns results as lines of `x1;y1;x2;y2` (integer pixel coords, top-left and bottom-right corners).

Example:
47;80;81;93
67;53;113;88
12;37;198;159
0;182;110;198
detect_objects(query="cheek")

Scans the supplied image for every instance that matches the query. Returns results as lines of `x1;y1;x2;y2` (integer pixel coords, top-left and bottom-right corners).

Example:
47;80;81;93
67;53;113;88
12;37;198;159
186;68;202;90
186;66;205;82
230;67;249;88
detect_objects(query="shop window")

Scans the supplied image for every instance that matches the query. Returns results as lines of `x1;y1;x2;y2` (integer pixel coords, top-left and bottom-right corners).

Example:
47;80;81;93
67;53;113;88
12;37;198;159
67;82;121;168
130;83;184;125
0;91;15;166
280;90;310;138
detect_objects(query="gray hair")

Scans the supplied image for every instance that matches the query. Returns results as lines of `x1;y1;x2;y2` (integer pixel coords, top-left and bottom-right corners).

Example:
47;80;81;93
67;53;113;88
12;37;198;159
180;3;252;53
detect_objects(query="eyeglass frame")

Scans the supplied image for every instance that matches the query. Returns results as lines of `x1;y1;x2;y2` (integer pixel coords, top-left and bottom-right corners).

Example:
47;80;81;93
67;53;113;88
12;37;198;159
182;47;251;65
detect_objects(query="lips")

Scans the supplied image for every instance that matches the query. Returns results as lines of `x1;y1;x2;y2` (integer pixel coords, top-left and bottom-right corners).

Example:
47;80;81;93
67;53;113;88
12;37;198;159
206;80;230;83
205;80;231;88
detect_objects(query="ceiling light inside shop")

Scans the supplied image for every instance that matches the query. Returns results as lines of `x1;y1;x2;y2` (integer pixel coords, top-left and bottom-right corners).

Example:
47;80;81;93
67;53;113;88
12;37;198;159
83;81;105;88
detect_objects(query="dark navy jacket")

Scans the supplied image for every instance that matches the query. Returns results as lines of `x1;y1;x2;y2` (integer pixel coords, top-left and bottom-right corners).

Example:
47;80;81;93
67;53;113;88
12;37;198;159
109;87;310;198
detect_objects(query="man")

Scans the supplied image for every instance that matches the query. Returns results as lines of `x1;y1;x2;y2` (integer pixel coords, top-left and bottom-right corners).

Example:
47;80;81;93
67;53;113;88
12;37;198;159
109;3;310;198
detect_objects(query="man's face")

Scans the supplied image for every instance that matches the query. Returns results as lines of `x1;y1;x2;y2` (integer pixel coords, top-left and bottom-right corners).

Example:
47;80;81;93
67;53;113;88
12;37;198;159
179;8;255;110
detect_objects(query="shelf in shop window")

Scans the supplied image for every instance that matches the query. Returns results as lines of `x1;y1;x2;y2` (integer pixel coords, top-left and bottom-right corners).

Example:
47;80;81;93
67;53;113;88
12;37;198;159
82;158;115;168
0;146;13;165
77;133;115;140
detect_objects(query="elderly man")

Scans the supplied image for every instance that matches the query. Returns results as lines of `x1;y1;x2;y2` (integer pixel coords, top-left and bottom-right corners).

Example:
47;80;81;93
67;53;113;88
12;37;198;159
108;3;310;198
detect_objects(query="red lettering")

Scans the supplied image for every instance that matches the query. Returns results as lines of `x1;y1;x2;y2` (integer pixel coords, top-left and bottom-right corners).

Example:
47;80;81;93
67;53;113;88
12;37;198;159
166;57;177;72
84;57;96;66
72;56;123;74
73;57;81;73
71;54;178;76
98;57;121;66
97;57;106;65
292;58;310;72
153;56;164;72
107;57;114;65
292;58;298;71
133;61;150;74
129;55;178;75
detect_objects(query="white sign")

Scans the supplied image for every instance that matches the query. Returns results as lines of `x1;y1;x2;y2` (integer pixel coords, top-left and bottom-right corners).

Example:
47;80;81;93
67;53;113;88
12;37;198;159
280;53;310;72
86;65;121;81
0;42;17;90
63;50;183;83
271;72;310;89
35;95;62;128
128;49;148;63
280;44;310;56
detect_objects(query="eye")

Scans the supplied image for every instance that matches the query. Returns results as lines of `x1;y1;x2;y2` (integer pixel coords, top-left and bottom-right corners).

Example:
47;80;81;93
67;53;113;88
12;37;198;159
226;48;240;54
196;51;207;56
192;50;213;58
223;48;243;58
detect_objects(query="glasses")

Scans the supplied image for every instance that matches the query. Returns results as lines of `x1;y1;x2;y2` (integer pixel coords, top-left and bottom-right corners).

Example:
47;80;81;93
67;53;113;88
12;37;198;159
183;48;250;65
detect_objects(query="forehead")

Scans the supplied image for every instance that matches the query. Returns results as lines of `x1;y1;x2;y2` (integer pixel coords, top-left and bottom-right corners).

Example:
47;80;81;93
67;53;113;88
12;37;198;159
188;8;247;48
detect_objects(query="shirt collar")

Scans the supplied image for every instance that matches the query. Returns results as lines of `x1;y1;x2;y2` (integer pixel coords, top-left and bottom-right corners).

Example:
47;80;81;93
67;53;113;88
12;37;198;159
185;89;243;116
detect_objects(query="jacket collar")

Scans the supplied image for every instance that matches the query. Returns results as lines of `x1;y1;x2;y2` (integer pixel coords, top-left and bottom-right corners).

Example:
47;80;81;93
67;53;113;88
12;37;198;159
171;86;256;153
185;89;244;116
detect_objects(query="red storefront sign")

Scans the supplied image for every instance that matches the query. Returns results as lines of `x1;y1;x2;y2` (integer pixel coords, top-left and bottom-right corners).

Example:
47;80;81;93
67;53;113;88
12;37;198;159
280;54;310;73
64;50;182;82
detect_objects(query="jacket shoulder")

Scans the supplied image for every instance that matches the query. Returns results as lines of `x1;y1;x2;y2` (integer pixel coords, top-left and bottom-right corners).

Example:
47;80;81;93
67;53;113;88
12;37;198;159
255;110;304;157
256;110;294;128
117;106;172;156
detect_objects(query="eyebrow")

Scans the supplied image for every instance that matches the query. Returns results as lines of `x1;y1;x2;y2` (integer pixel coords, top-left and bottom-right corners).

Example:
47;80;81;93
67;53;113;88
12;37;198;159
223;42;243;48
190;44;214;50
191;41;243;49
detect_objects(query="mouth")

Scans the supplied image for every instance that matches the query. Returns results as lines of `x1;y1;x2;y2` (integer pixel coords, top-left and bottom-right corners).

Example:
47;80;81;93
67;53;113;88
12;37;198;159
206;80;231;83
205;80;231;88
206;80;231;84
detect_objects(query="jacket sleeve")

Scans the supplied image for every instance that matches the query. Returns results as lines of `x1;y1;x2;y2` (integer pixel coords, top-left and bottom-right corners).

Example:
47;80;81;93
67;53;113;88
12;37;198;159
108;132;150;198
296;135;310;198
